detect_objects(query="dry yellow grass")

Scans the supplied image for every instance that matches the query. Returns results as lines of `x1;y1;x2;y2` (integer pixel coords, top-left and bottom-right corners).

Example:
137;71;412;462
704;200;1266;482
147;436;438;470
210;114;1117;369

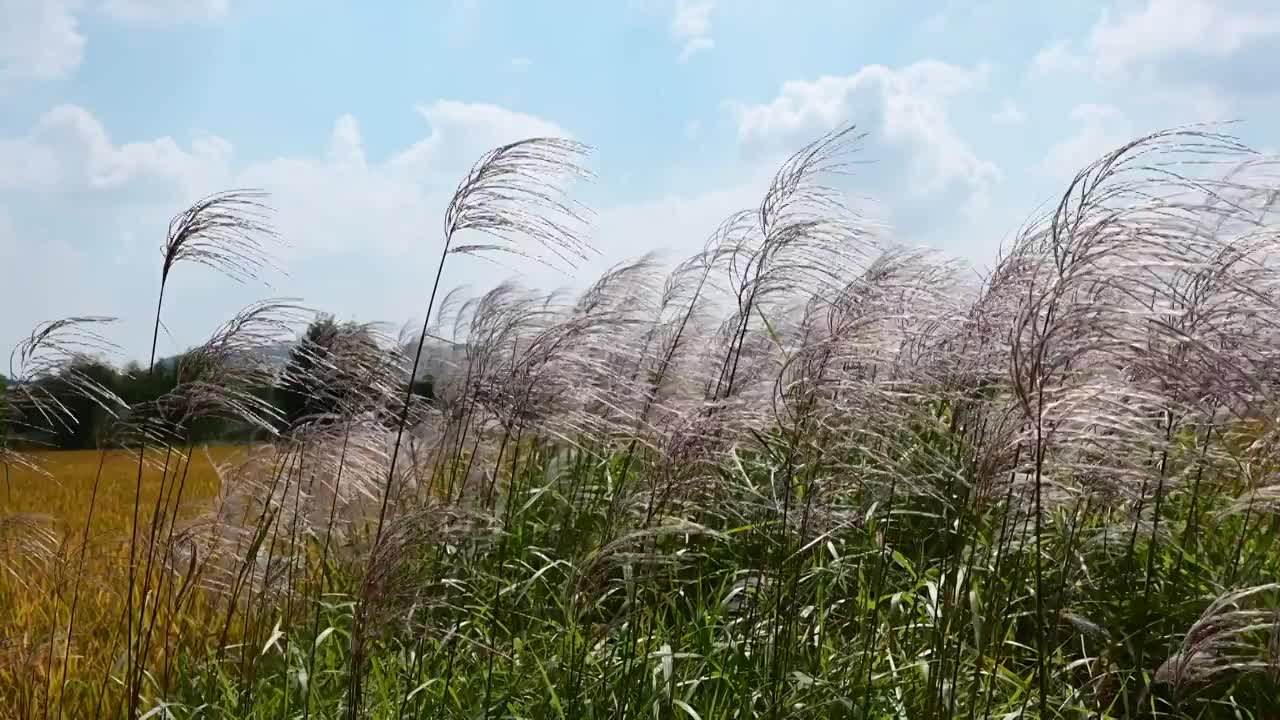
0;446;243;719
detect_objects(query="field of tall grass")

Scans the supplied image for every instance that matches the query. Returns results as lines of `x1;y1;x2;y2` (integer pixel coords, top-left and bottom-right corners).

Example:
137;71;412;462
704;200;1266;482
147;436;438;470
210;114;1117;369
3;125;1280;719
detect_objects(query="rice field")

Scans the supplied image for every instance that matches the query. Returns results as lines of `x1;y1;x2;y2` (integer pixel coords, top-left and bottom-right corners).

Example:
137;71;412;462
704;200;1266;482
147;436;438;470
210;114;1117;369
4;127;1280;719
0;448;230;536
0;448;240;718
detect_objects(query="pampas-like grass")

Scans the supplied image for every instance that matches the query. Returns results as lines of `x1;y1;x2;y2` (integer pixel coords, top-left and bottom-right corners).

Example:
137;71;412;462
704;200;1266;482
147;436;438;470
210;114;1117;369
8;124;1280;719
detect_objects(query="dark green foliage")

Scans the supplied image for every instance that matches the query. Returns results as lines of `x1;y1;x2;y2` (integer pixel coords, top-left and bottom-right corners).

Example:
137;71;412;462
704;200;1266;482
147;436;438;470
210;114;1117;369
15;355;265;448
278;314;342;429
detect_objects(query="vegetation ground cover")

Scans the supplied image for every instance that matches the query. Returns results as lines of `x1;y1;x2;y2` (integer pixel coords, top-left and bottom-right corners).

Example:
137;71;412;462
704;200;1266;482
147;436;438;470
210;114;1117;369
3;126;1280;719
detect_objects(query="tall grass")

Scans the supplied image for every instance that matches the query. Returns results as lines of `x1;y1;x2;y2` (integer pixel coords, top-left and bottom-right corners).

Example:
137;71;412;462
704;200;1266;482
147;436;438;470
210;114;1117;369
4;125;1280;719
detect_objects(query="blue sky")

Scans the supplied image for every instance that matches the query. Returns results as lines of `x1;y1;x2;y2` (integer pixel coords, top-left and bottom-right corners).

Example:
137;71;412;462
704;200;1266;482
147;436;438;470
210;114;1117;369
2;0;1279;363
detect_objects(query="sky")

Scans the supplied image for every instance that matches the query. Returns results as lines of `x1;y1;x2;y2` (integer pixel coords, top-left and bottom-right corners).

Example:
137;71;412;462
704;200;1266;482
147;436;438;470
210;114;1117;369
2;0;1279;365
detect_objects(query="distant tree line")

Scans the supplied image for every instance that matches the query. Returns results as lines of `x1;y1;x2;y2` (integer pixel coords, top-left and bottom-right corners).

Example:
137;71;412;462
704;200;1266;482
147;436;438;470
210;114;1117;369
2;315;435;451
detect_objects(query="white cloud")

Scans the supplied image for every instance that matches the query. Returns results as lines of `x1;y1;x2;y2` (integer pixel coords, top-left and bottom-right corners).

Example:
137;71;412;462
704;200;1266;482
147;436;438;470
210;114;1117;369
0;0;229;90
731;61;1001;203
326;114;365;167
234;119;421;259
991;99;1026;126
0;104;231;193
1036;0;1280;78
1032;39;1087;76
386;101;570;179
1039;103;1128;180
0;100;564;202
0;0;85;87
1030;1;1280;149
510;56;531;71
592;179;762;266
1089;0;1279;73
0;97;787;361
0;88;1020;362
102;0;230;23
0;100;584;356
671;0;714;62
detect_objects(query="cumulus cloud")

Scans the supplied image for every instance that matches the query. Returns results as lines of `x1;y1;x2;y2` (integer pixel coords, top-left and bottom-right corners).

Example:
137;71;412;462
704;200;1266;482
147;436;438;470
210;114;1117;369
731;61;1001;209
0;96;796;361
1093;0;1278;73
672;0;714;62
0;0;85;86
0;0;229;90
0;86;1010;361
386;101;570;181
0;100;569;230
0;100;586;356
0;104;232;193
1029;1;1280;143
1035;0;1280;79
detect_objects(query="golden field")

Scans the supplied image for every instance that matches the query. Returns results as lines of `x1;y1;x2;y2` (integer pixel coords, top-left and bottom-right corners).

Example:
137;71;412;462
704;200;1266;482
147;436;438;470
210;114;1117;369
0;447;236;537
0;447;241;718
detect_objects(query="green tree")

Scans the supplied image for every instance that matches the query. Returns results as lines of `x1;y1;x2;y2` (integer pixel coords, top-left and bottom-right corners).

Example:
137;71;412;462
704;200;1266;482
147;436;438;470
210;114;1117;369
42;360;123;449
279;314;341;428
412;375;434;403
117;358;181;410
